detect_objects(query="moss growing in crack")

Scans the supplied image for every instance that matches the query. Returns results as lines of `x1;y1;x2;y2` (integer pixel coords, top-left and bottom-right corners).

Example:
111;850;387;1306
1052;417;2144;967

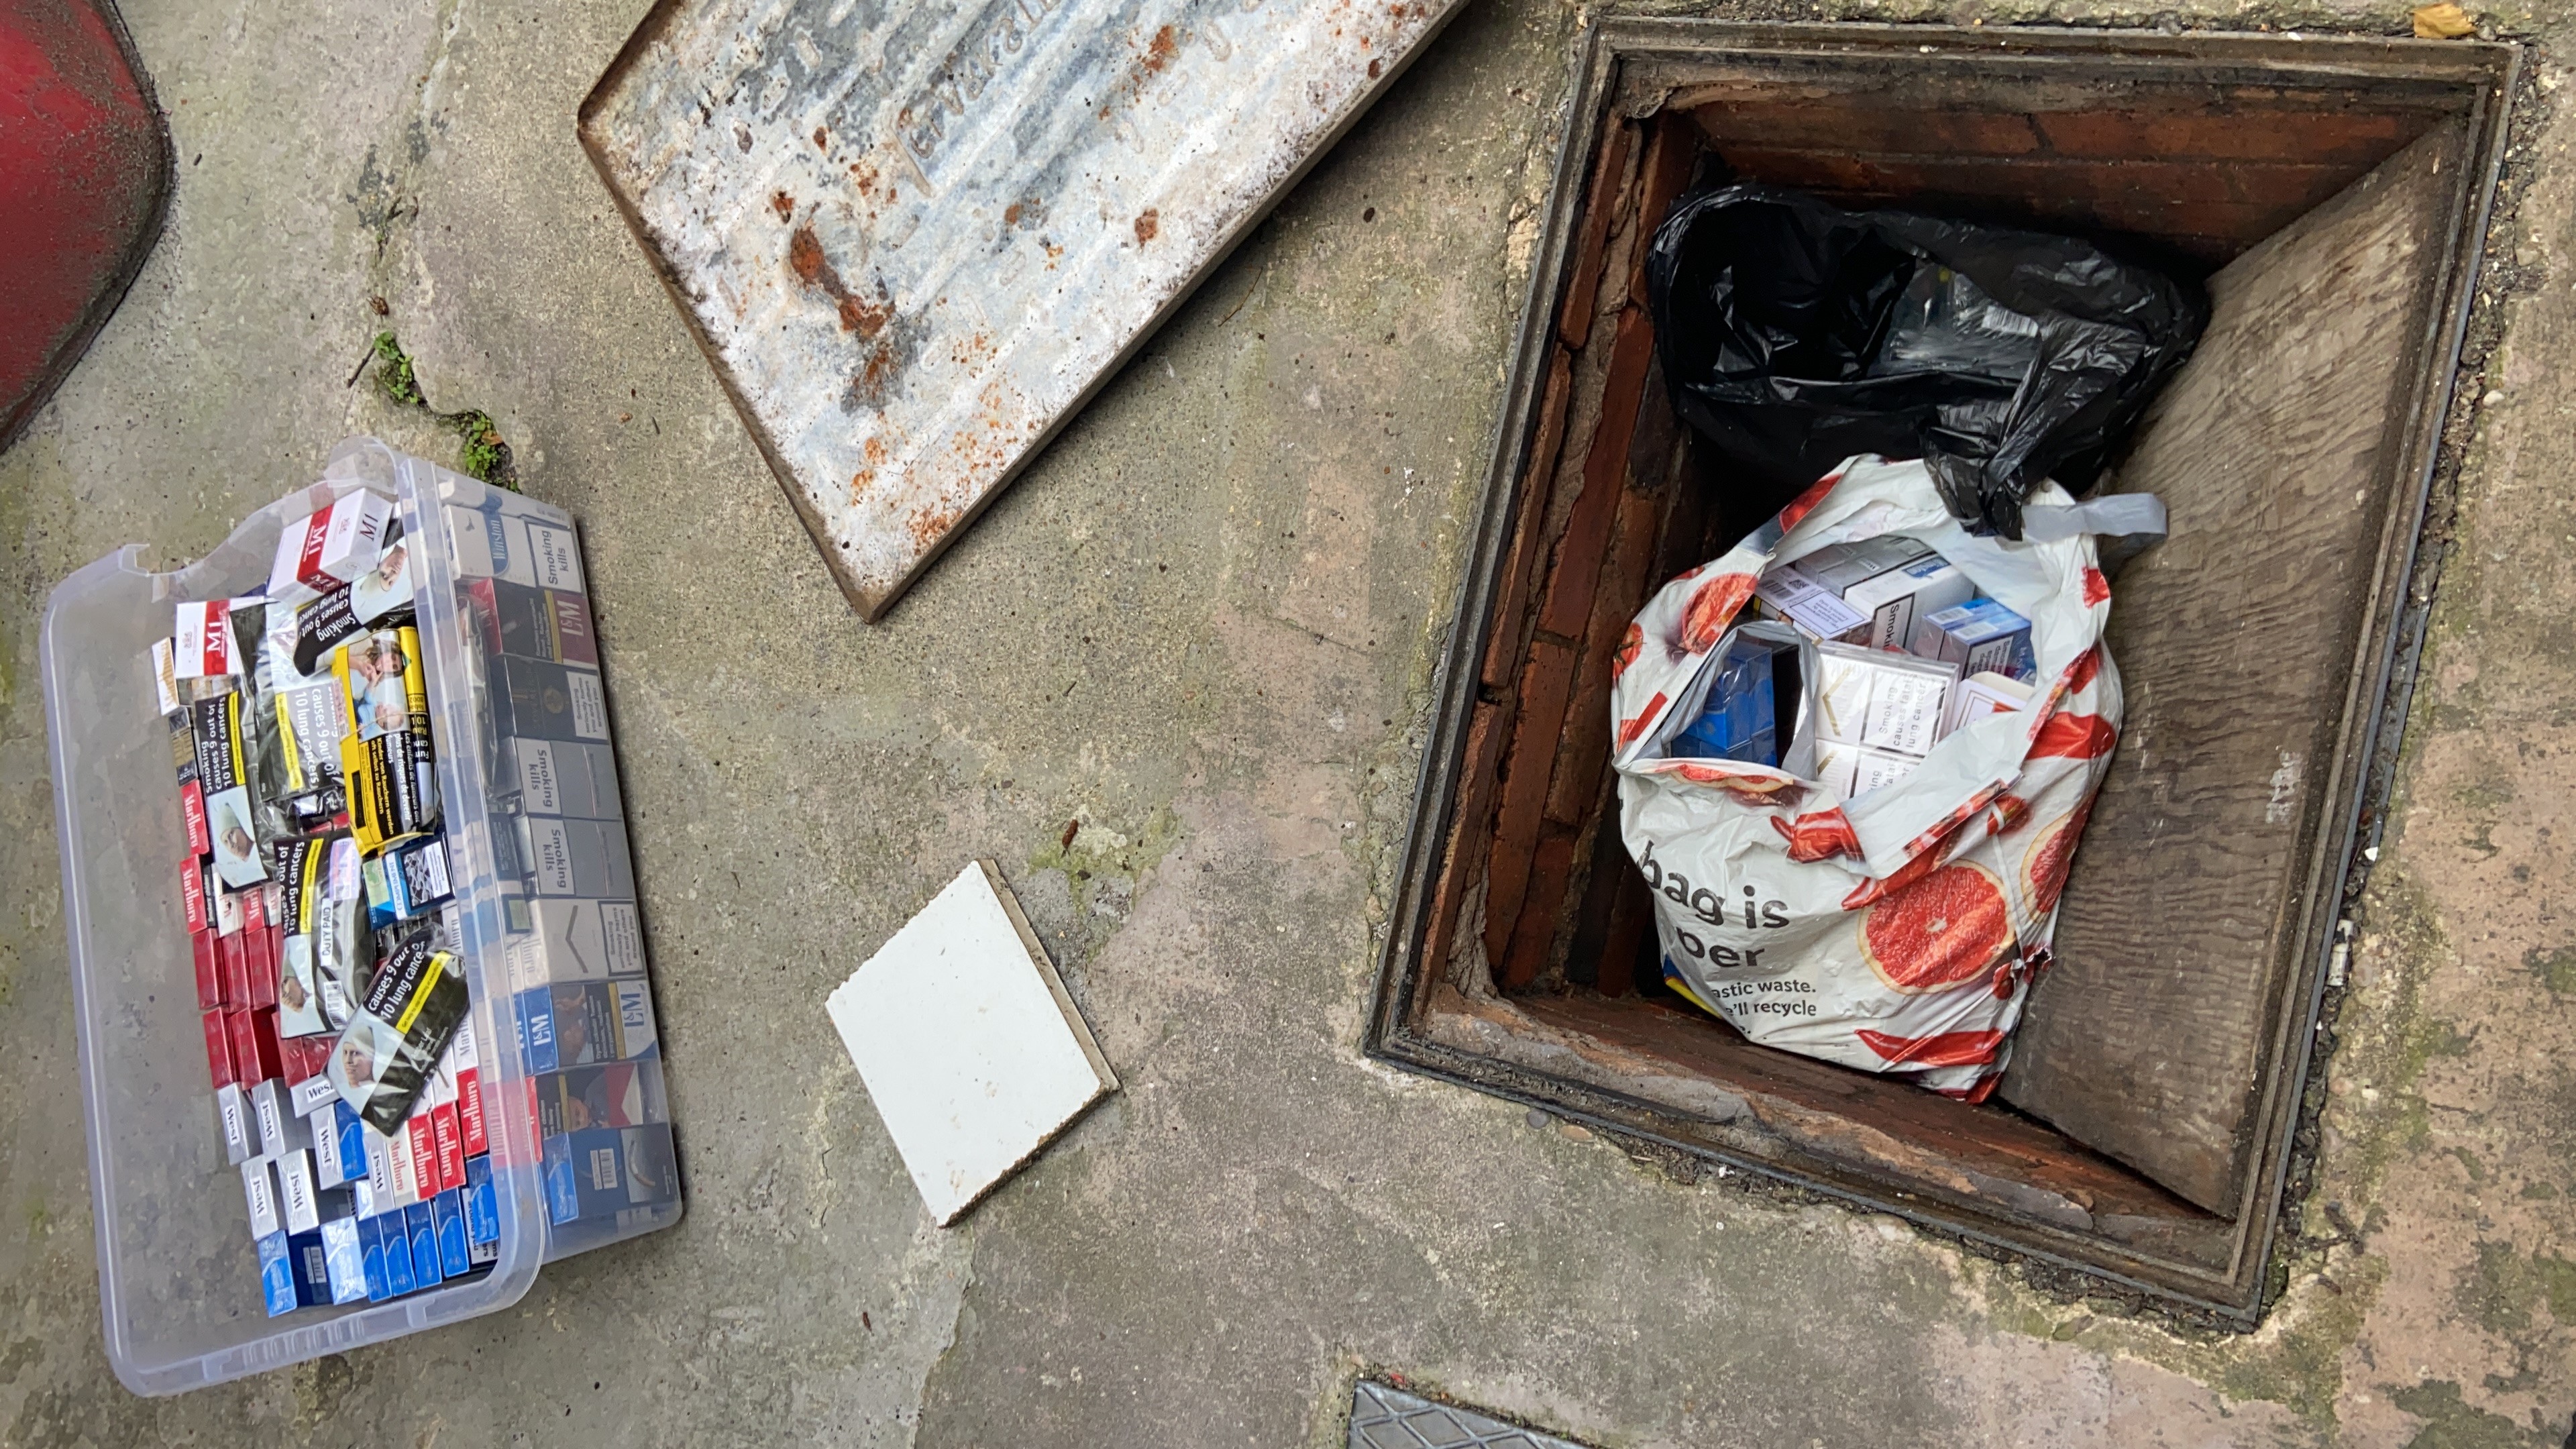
368;330;519;490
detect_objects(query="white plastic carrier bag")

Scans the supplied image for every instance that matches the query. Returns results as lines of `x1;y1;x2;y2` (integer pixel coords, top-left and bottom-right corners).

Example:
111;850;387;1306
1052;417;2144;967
1609;455;2151;1098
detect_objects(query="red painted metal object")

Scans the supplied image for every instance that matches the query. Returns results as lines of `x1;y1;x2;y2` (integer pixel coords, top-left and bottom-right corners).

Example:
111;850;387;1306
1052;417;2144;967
0;0;168;453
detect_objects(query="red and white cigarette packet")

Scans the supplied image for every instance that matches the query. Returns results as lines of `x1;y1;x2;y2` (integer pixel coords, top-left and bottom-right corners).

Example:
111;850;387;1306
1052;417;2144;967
172;601;236;679
219;931;252;1008
431;1102;466;1194
203;1009;235;1091
192;928;223;1010
179;780;210;857
228;1007;284;1083
405;1114;439;1201
268;490;393;602
213;881;244;937
452;1020;486;1157
181;859;209;934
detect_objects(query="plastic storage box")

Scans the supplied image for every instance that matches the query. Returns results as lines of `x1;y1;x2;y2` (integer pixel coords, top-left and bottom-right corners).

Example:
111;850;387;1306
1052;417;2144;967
42;438;678;1395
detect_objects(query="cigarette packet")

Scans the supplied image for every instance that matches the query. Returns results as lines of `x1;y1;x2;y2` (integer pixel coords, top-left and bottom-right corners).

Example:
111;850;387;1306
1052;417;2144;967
173;601;239;680
241;1159;281;1240
405;1201;443;1289
268;489;394;604
431;1189;473;1279
502;739;623;820
257;1230;297;1317
466;579;599;665
215;1081;254;1165
504;898;646;989
1911;596;2038;682
1941;669;2037;739
1811;643;1957;759
376;1212;417;1297
1841;553;1974;653
319;1216;369;1303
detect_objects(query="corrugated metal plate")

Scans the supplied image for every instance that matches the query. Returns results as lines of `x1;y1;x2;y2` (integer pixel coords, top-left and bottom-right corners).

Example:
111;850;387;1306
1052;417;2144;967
580;0;1464;619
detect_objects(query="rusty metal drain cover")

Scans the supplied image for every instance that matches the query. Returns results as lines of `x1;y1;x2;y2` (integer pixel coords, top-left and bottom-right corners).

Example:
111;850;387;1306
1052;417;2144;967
581;0;1464;619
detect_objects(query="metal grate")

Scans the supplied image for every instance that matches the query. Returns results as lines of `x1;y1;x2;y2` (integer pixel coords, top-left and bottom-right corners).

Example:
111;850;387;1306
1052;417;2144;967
1347;1381;1593;1449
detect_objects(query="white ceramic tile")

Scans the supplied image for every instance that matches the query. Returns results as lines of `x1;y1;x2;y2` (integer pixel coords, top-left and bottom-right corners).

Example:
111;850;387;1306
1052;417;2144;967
825;861;1117;1225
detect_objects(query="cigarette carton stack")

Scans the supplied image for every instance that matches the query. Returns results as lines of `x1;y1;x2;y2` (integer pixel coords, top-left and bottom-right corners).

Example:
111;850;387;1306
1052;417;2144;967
152;475;675;1320
445;499;677;1232
1679;536;2044;802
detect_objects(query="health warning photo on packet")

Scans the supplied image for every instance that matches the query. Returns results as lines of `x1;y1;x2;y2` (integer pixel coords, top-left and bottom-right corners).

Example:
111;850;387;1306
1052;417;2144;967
331;930;468;1134
190;693;271;890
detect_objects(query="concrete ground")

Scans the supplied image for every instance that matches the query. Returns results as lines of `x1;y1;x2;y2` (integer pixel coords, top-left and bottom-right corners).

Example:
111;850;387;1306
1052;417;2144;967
3;0;2573;1443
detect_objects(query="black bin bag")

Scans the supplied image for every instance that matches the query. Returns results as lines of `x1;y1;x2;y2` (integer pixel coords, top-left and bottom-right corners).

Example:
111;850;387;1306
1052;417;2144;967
1645;184;2208;539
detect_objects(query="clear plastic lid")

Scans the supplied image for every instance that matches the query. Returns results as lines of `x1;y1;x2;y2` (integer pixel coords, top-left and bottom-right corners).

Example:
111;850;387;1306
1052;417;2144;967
42;439;549;1395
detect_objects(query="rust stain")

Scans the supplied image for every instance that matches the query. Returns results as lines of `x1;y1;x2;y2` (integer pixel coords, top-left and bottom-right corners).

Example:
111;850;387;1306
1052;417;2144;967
1003;201;1022;225
1100;23;1183;117
905;503;961;553
1134;208;1159;245
788;225;894;337
812;125;829;150
788;226;828;284
770;191;794;221
1367;56;1382;77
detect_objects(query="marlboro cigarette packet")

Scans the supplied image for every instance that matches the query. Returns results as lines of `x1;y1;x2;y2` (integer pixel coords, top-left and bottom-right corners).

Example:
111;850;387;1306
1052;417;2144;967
452;1018;487;1155
407;1112;440;1200
216;1081;254;1164
180;777;210;857
193;929;223;1010
384;1122;419;1211
203;1010;235;1091
257;1231;296;1316
268;490;394;604
181;859;209;934
242;1158;281;1240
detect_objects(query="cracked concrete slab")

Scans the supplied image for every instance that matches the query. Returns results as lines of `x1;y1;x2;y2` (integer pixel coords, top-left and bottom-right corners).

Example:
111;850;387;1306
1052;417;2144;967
5;0;2576;1444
